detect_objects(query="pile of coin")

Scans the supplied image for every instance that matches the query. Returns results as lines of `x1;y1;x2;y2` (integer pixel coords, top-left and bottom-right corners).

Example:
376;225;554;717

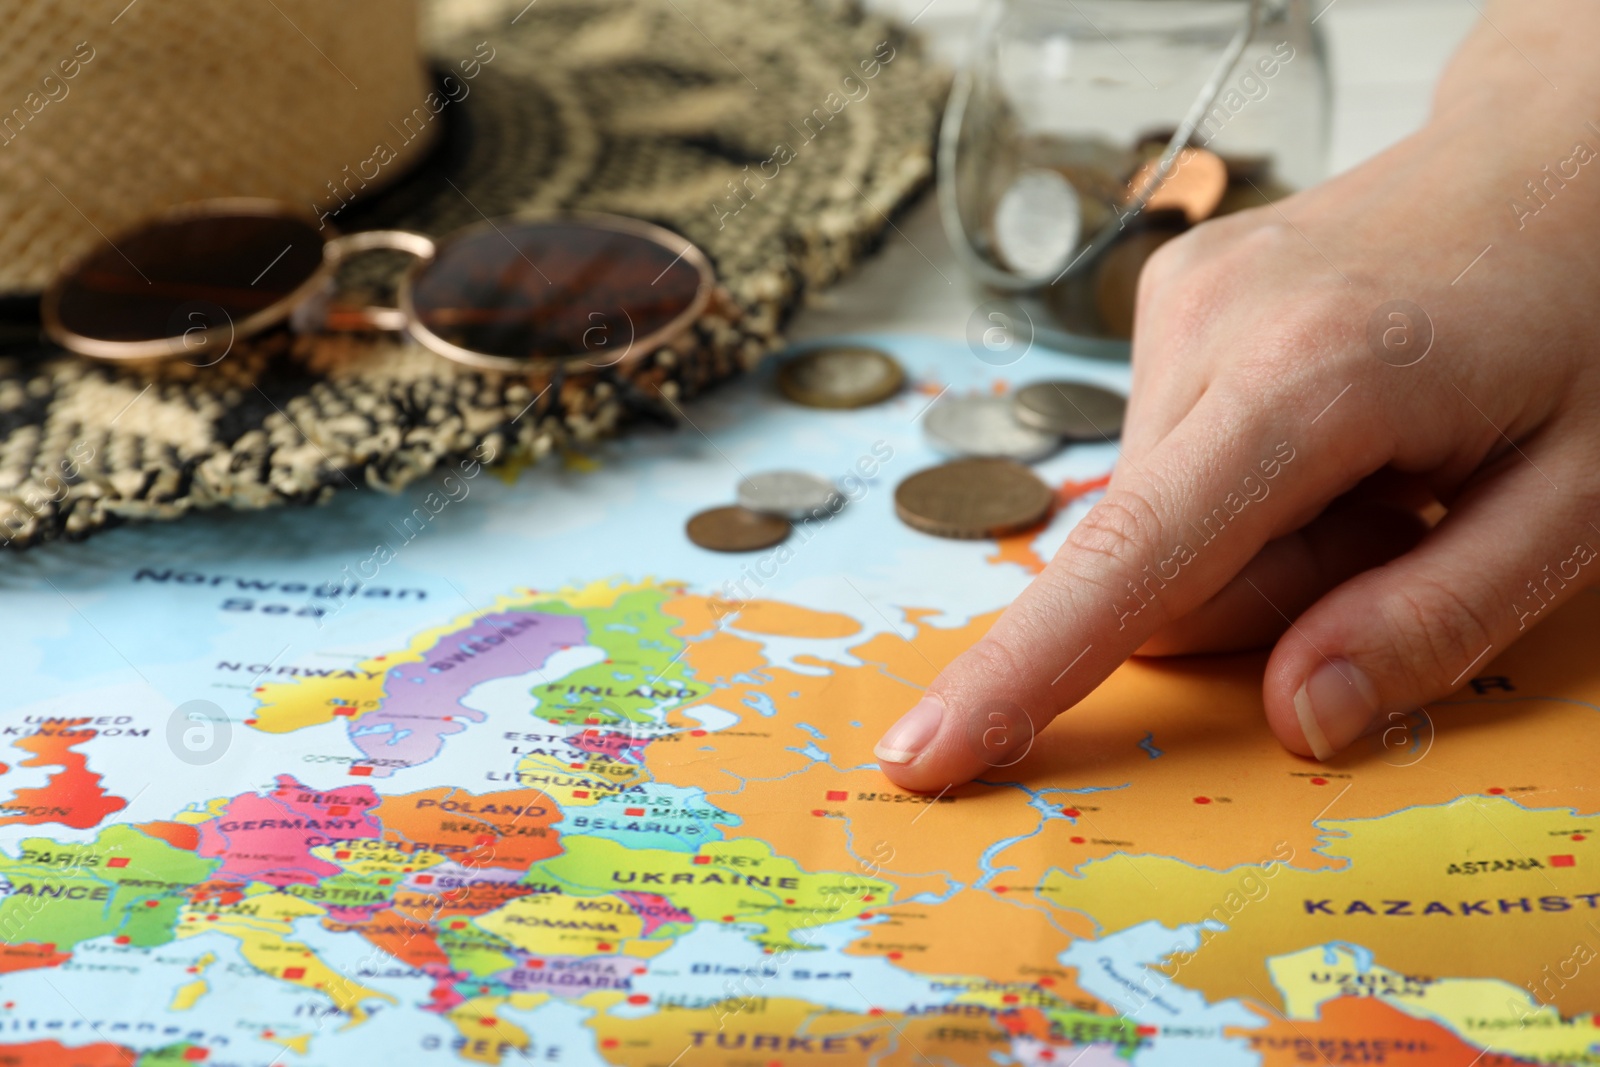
989;134;1294;340
898;379;1124;539
686;470;843;552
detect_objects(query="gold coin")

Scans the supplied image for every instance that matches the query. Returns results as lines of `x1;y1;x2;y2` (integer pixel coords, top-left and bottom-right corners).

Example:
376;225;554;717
894;459;1054;540
776;345;905;409
1093;229;1179;340
1125;146;1228;224
686;506;791;552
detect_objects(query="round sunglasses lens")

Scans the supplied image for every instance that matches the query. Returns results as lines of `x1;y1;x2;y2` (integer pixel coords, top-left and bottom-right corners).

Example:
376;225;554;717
54;211;326;351
409;220;705;367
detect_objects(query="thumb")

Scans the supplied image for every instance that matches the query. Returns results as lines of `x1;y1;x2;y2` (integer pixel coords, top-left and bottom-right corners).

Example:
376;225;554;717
1263;447;1596;760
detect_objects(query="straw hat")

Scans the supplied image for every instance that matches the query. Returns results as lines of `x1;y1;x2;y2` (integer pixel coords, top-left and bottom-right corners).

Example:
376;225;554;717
0;0;445;295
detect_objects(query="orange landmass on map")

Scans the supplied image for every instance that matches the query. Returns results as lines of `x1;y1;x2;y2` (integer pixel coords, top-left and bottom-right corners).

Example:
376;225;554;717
328;908;452;971
718;598;861;639
374;787;562;870
0;719;126;829
0;1042;140;1067
650;587;1600;1019
0;941;69;975
137;820;200;851
1232;995;1534;1067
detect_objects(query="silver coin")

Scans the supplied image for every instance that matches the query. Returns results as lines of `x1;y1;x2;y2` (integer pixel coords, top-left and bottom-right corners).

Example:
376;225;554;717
923;395;1060;462
993;168;1083;280
1013;380;1127;440
736;470;842;520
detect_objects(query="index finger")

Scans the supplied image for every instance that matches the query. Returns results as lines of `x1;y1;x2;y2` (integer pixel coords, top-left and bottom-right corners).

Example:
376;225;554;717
874;388;1373;791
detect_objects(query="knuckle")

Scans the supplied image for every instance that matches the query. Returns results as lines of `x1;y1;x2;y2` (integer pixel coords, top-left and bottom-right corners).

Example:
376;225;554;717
1063;489;1164;574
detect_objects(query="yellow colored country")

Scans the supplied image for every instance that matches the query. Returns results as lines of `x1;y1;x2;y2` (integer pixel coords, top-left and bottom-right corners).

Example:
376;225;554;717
1043;797;1600;1017
1270;943;1600;1064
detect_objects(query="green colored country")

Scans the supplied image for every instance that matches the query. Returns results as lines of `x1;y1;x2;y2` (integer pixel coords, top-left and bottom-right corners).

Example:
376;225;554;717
0;825;215;949
526;584;705;725
530;836;891;951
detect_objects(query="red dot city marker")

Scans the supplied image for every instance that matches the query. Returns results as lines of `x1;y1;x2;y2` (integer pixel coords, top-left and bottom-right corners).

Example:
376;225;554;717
602;1038;619;1049
627;994;649;1005
1137;1025;1159;1036
528;959;545;968
994;886;1008;894
693;856;711;865
691;729;707;737
282;967;306;980
1310;778;1327;786
625;807;645;817
415;874;434;884
479;1018;497;1027
334;850;351;859
1071;836;1086;844
868;1007;884;1016
887;951;902;961
144;900;160;907
633;967;647;975
1488;787;1506;795
826;790;848;801
1575;834;1588;841
573;790;591;799
1551;855;1577;867
348;765;373;776
811;809;827;817
1061;808;1080;818
1193;796;1212;805
1001;993;1019;1004
327;805;349;816
244;718;258;726
107;857;129;868
1037;977;1056;987
114;935;130;945
182;1050;209;1063
597;942;613;952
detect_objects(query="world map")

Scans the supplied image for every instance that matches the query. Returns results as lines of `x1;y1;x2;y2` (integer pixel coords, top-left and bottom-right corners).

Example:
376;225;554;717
2;334;1598;1066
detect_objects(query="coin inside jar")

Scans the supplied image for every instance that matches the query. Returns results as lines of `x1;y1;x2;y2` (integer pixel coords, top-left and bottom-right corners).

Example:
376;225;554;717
736;470;841;520
993;168;1083;280
776;345;905;409
894;458;1054;540
1013;380;1127;440
1125;146;1228;224
685;506;791;552
923;394;1060;462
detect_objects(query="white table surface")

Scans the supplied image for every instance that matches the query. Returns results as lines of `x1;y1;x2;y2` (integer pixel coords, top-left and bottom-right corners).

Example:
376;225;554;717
790;0;1480;344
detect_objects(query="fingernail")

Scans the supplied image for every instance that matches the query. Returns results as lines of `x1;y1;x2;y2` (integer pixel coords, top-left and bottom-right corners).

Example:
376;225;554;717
875;696;944;765
1293;659;1380;761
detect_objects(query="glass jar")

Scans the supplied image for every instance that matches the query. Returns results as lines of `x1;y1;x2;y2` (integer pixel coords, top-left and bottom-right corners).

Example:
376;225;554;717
939;0;1330;358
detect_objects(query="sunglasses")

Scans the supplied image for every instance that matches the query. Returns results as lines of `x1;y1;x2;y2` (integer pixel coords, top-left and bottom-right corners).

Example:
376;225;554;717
41;198;717;372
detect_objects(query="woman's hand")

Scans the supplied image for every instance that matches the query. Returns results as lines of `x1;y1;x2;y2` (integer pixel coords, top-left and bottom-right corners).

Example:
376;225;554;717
875;2;1600;790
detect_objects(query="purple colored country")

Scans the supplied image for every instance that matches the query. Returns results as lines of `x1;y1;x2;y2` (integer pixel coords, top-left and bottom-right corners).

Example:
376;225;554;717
350;610;586;775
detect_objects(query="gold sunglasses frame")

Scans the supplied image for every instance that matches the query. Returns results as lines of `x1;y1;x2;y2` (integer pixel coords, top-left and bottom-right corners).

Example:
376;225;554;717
41;198;718;374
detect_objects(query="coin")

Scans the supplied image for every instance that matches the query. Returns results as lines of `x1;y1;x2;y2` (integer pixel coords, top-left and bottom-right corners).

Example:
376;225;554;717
1093;229;1178;340
776;345;905;409
736;470;841;520
993;168;1083;279
1013;380;1127;440
1125;146;1228;224
894;459;1054;539
686;506;791;552
923;395;1060;462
